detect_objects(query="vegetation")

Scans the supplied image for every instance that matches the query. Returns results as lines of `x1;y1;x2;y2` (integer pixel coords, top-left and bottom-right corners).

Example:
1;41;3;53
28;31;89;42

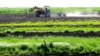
51;7;100;13
0;7;100;14
0;20;100;26
0;36;99;56
0;20;99;33
0;8;32;14
0;20;99;56
0;7;100;56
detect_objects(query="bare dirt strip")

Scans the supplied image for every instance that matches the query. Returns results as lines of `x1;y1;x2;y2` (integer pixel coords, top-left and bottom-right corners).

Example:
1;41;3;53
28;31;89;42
0;14;100;22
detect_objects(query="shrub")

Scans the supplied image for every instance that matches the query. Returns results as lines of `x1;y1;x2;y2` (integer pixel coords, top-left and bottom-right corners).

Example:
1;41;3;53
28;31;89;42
20;45;28;51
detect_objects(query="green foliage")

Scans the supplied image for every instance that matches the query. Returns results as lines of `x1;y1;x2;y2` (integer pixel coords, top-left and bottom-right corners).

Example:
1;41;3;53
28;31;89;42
0;36;99;55
20;45;28;50
0;7;100;14
0;20;99;33
0;13;98;56
0;8;30;14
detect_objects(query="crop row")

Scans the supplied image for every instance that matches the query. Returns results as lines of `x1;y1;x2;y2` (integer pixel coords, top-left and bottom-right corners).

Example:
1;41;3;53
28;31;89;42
0;20;100;27
0;27;99;37
0;27;99;33
0;36;100;56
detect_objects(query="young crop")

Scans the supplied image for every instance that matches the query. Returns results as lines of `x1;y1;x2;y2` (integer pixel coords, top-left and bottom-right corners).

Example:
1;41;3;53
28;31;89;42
0;36;99;55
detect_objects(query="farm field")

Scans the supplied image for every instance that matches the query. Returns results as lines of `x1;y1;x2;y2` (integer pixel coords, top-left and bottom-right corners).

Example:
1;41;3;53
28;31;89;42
0;7;100;56
0;20;99;55
0;20;99;56
0;36;100;56
0;20;100;33
0;8;30;14
0;7;100;14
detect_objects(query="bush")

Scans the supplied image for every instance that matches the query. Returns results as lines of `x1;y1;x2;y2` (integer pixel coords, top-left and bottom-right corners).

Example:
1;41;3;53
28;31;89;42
64;30;69;33
20;45;28;51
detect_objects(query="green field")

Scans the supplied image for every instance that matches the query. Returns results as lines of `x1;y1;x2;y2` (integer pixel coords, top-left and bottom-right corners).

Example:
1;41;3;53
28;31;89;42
0;36;100;56
0;8;30;14
0;20;99;56
0;7;100;55
0;20;99;33
50;7;100;13
0;7;100;14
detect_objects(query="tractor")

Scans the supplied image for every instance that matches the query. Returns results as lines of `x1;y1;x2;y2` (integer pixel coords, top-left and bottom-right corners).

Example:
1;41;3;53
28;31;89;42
29;6;51;17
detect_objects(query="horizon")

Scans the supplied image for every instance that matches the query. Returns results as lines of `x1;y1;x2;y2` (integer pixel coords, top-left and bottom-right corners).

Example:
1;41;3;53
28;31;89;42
0;0;100;8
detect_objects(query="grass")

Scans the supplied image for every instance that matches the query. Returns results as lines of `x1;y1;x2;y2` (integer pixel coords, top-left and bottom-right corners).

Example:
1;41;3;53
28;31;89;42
0;20;99;33
0;36;100;55
50;7;92;13
0;7;100;56
0;7;100;14
0;8;31;14
0;20;100;26
4;27;99;33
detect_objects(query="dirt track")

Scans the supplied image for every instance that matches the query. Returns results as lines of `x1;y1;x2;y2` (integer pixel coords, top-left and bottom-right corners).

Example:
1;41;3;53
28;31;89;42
0;14;100;22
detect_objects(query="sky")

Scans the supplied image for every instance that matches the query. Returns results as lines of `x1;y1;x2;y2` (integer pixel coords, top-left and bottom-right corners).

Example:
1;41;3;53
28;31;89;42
0;0;100;7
